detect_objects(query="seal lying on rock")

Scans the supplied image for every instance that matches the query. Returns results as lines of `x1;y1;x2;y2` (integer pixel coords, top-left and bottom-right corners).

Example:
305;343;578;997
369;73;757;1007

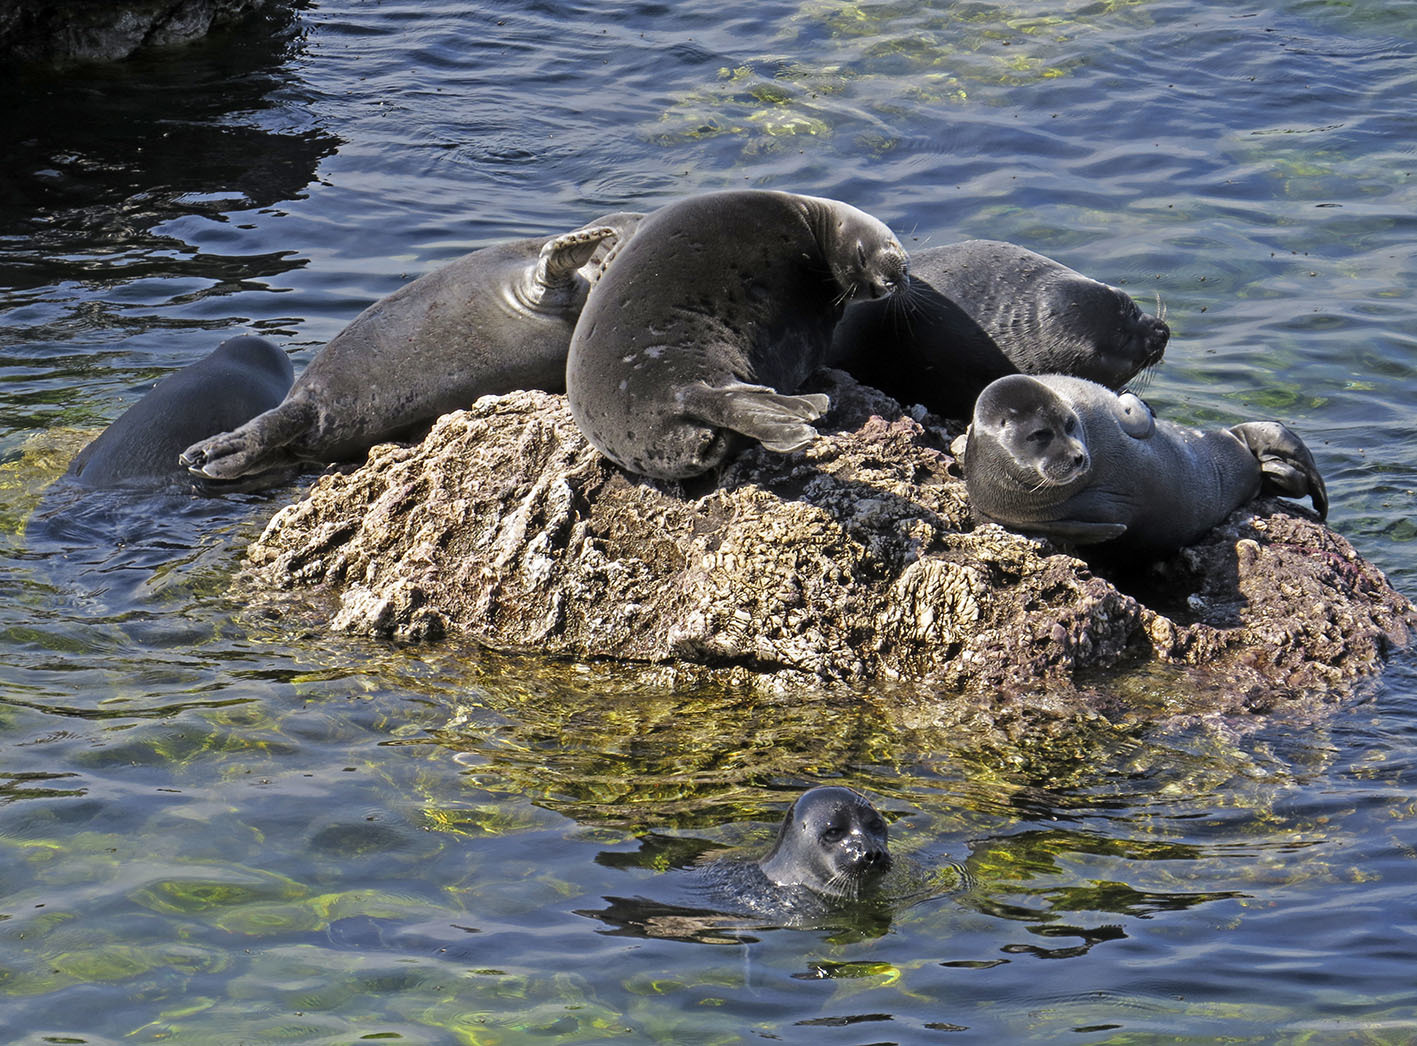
831;239;1169;419
66;334;294;493
180;212;643;486
565;189;908;479
957;373;1328;555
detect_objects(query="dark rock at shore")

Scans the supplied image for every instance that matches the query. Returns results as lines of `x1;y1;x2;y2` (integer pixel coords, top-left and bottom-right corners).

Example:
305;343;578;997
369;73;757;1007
241;371;1416;733
0;0;291;64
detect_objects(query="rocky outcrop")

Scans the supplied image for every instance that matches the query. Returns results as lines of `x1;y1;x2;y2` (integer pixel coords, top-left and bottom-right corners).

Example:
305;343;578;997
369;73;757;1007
0;0;289;64
243;372;1415;729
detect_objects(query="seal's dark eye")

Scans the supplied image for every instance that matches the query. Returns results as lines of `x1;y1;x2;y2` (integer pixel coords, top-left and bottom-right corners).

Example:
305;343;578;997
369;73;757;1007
1063;416;1077;434
1028;429;1053;445
821;826;844;843
856;243;868;267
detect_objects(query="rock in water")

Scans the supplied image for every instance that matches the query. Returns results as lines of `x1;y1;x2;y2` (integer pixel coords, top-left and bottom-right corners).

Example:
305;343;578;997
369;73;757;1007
243;373;1415;729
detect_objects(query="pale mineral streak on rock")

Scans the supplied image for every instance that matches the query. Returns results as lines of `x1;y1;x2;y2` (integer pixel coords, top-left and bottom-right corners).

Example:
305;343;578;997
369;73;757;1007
243;371;1417;722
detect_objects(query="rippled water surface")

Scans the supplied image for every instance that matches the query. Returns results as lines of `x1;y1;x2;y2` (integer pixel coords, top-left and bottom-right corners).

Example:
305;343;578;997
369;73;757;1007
3;0;1417;1041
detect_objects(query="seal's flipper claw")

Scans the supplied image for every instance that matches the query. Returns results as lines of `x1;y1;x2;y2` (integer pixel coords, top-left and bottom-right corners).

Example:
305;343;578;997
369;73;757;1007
679;381;830;454
1229;421;1329;520
179;403;310;482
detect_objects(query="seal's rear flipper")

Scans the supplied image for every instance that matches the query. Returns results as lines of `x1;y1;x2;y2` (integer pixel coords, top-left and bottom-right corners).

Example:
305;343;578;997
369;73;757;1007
179;402;314;482
1229;421;1329;520
539;226;619;283
679;381;830;454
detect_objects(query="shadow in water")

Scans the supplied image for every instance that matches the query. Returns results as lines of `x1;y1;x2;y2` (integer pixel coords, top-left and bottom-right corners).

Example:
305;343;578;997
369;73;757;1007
0;9;337;303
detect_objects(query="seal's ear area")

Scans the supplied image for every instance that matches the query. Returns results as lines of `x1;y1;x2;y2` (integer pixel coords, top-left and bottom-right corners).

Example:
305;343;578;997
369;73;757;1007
677;381;830;454
1228;421;1330;520
1113;392;1156;439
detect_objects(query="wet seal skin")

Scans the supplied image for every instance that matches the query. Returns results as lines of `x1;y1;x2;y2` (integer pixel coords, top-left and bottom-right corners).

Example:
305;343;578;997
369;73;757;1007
66;334;294;494
565;189;908;479
957;373;1328;555
831;239;1169;419
181;212;643;486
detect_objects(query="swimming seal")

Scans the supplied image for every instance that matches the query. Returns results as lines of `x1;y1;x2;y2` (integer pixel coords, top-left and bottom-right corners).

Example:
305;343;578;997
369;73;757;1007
565;189;908;479
66;334;294;492
180;212;643;484
756;785;892;900
831;239;1169;418
958;373;1328;555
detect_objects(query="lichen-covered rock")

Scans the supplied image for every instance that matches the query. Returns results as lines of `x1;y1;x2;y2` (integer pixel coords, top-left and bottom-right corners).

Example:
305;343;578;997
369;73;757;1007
243;371;1416;724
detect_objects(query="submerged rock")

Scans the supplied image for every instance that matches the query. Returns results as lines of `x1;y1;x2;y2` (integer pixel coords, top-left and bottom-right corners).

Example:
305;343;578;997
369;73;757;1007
243;372;1415;726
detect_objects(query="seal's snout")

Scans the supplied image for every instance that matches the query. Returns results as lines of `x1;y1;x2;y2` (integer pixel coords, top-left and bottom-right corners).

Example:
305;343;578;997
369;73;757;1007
877;245;909;297
861;846;892;872
1147;317;1170;357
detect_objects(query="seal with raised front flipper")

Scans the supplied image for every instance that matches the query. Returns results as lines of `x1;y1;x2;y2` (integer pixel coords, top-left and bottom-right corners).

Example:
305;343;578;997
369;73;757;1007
958;373;1328;555
831;239;1169;419
180;212;643;486
565;189;908;480
756;785;892;900
66;334;294;493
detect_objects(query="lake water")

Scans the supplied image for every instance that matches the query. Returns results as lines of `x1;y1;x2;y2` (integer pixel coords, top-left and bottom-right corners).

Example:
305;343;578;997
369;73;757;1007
3;0;1417;1041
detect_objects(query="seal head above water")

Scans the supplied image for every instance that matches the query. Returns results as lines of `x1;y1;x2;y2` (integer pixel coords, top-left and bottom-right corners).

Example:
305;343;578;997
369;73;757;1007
756;785;892;900
565;189;908;480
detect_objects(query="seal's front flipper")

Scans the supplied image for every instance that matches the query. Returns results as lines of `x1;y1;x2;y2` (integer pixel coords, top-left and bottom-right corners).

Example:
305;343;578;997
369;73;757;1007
679;381;830;454
1229;421;1329;520
179;402;313;482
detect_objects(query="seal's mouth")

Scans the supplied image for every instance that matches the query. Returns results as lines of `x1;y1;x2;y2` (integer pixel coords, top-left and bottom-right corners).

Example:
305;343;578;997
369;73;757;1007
1039;446;1091;486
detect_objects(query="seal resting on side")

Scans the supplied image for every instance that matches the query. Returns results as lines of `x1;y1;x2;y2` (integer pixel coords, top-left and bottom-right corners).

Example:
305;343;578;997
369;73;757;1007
957;373;1328;555
565;189;908;479
831;239;1169;419
66;334;294;493
180;212;643;485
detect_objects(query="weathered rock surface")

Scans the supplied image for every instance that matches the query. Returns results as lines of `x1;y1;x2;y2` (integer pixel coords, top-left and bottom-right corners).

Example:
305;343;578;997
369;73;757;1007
0;0;289;64
243;371;1416;727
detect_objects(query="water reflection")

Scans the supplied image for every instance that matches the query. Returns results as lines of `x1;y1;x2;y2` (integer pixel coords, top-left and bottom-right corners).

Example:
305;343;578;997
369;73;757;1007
0;16;334;290
0;9;337;448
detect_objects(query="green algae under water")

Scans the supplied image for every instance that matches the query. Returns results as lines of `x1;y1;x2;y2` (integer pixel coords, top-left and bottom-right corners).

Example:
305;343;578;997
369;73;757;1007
3;0;1417;1041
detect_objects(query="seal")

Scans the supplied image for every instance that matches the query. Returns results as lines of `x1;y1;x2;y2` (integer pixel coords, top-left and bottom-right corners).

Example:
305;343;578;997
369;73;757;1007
66;334;294;492
957;373;1328;555
756;785;892;900
830;239;1170;419
179;212;643;484
565;189;908;479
